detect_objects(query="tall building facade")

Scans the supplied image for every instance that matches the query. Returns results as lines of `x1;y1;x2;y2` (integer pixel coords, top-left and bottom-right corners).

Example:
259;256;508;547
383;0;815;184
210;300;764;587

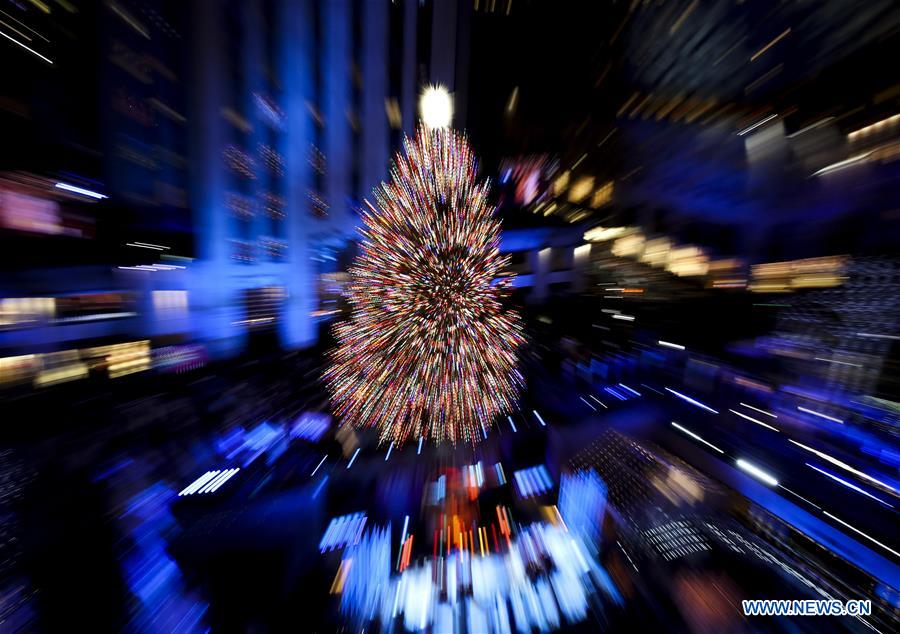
179;0;438;357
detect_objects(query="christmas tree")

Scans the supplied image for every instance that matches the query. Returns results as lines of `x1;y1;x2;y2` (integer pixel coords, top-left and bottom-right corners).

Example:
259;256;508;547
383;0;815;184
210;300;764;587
325;127;525;445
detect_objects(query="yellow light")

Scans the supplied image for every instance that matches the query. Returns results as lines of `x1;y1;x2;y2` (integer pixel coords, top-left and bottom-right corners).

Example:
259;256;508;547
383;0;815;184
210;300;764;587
568;176;594;203
590;181;614;207
612;231;645;257
583;226;628;242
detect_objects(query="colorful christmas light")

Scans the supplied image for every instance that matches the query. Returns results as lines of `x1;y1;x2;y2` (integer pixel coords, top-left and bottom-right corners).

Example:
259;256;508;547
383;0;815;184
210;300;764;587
325;127;525;445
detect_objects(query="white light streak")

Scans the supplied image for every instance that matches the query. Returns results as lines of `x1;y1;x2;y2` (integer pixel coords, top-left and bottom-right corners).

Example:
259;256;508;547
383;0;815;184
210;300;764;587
665;387;719;414
0;28;52;64
311;454;327;476
788;439;896;493
618;383;641;397
738;114;777;136
671;422;724;453
736;458;779;487
739;403;777;418
588;395;608;408
797;406;844;424
822;511;900;559
729;408;780;432
814;357;863;368
778;485;821;509
658;340;685;350
807;463;893;508
54;182;106;199
812;153;872;177
346;447;361;469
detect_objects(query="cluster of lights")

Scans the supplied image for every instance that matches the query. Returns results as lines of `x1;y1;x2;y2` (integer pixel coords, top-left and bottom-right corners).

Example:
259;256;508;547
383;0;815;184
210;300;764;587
307;189;329;217
259;236;287;260
178;468;240;496
223;145;256;179
225;192;256;219
230;239;255;263
258;143;285;177
290;412;331;442
513;465;553;498
319;512;367;552
324;127;525;445
262;192;285;219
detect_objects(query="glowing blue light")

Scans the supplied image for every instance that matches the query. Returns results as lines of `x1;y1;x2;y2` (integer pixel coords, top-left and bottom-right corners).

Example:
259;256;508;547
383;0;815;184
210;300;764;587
346;447;361;469
513;465;553;498
507;416;518;432
533;410;547;426
313;475;329;499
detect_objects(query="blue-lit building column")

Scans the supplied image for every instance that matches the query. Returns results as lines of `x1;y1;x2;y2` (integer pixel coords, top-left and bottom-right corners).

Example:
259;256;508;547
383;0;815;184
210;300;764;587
362;0;389;198
188;0;246;358
401;0;418;134
279;0;317;349
323;0;353;233
243;0;270;247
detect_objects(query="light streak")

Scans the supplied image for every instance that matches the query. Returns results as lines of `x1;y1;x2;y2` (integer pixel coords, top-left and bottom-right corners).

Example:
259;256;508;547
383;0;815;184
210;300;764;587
311;454;327;476
658;340;685;350
822;512;900;559
737;114;777;136
789;439;896;493
618;383;641;396
588;395;607;408
729;408;780;432
739;402;777;418
54;182;106;198
0;28;52;64
812;153;872;177
665;387;719;413
750;28;791;61
797;406;844;424
671;422;724;453
736;459;779;486
807;463;893;508
346;447;361;469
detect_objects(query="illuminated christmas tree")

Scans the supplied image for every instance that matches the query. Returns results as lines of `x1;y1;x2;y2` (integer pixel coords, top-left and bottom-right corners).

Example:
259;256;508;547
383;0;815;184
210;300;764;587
325;127;525;445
